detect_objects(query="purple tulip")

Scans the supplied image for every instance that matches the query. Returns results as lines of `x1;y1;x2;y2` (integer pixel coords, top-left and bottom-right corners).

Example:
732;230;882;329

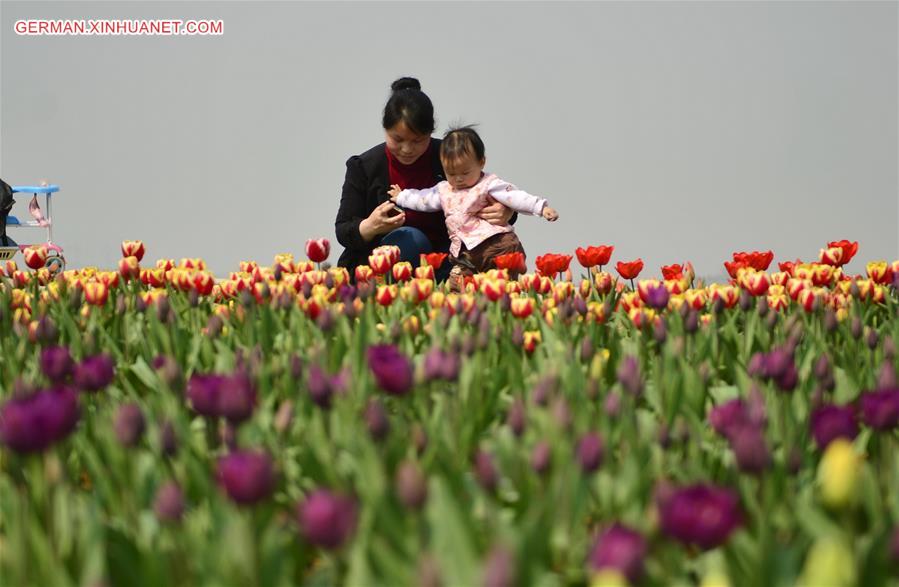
617;356;643;396
40;346;74;384
588;524;647;583
216;450;275;505
423;347;461;383
160;420;178;457
73;354;115;392
114;403;145;447
604;392;622;418
306;364;333;408
297;489;357;549
367;344;413;396
482;546;516;587
153;481;185;523
531;441;552;475
506;398;526;437
728;424;771;474
395;461;428;510
576;433;604;473
364;398;390;442
860;388;899;430
643;282;670;310
0;386;80;453
659;484;742;550
708;399;750;439
474;450;499;493
810;404;858;450
187;374;227;417
878;362;897;390
216;372;257;424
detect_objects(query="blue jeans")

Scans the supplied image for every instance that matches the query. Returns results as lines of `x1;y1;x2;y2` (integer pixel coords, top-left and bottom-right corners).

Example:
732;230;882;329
380;227;451;282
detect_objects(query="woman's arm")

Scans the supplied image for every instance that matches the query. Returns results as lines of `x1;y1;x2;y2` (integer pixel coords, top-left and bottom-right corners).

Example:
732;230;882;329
336;156;404;245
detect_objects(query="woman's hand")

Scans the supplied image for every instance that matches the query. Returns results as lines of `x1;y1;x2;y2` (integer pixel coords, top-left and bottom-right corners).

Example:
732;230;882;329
478;196;514;226
359;200;405;242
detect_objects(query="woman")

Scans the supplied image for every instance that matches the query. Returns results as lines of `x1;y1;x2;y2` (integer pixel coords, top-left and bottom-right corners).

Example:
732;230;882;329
335;77;515;281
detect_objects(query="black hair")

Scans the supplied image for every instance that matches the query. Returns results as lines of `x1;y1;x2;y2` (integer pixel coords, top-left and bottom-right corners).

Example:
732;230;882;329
382;77;436;136
440;124;486;165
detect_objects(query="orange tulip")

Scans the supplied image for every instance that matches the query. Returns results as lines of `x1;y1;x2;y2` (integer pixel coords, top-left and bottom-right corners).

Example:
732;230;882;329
118;256;140;281
510;297;535;319
414;265;435;280
661;264;684;280
866;261;892;285
494;251;527;274
391;261;412;282
376;285;398;306
83;281;109;306
420;252;448;269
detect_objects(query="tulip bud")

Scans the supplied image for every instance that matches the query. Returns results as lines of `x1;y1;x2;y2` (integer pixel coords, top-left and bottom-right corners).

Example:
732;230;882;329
114;403;146;447
153;481;185;523
482;546;516;587
822;308;838;333
506;398;526;437
550;397;572;432
531;441;551;475
474;450;499;493
205;314;224;338
866;327;879;350
41;346;73;384
877;362;897;390
33;315;59;344
510;324;524;347
653;317;667;345
307;365;333;409
739;290;753;311
684;310;699;334
412;423;429;456
765;310;779;331
395;461;428;510
850;316;863;340
756;297;768;318
364;399;390;442
604;392;621;418
884;336;896;362
576;432;604;473
160;420;178;457
616;356;642;396
729;425;771;474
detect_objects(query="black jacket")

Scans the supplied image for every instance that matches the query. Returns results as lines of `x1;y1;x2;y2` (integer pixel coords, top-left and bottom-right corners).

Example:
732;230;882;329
335;140;447;273
334;139;518;275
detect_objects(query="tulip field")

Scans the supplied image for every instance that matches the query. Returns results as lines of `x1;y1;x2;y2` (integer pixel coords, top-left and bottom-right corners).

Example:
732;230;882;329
2;238;899;587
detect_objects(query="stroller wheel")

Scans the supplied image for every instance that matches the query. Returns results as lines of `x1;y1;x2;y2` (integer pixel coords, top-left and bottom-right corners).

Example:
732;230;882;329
45;256;65;274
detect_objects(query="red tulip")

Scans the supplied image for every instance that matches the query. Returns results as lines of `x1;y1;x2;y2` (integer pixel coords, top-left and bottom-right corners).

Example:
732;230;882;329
23;246;48;270
661;264;683;281
376;285;397;307
420;252;448;269
121;240;145;262
305;238;330;263
535;253;573;277
615;259;644;281
733;251;773;272
724;260;749;280
575;245;614;268
355;265;374;282
369;254;392;276
494;252;526;274
827;240;858;266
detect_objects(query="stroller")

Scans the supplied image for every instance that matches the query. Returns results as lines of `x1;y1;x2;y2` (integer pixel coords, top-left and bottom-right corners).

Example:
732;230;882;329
0;179;66;272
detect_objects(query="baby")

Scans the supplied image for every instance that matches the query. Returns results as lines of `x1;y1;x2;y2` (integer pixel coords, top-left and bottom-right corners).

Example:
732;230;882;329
388;126;558;290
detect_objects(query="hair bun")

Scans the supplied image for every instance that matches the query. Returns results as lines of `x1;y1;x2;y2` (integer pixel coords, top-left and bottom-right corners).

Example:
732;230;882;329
391;77;422;93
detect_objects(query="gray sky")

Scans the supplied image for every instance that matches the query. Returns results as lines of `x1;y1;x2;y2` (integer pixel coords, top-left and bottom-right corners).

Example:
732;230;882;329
2;1;896;279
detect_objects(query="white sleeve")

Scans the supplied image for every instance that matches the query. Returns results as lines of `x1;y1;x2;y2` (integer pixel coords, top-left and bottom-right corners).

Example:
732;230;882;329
395;184;443;212
486;178;547;216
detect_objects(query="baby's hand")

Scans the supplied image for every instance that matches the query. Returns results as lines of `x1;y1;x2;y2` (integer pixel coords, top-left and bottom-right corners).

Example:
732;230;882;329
387;184;402;201
542;206;559;222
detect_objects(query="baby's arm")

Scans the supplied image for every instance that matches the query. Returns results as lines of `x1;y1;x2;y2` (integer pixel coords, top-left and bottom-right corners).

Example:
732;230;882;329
486;178;551;218
389;184;443;212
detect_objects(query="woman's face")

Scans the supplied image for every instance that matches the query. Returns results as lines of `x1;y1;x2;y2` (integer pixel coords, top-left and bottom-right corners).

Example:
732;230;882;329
385;121;431;165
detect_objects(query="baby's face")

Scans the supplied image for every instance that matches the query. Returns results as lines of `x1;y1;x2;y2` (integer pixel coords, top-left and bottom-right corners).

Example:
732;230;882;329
443;155;485;191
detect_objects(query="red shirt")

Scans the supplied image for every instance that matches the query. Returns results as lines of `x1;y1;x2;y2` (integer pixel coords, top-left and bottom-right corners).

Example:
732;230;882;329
385;141;450;251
